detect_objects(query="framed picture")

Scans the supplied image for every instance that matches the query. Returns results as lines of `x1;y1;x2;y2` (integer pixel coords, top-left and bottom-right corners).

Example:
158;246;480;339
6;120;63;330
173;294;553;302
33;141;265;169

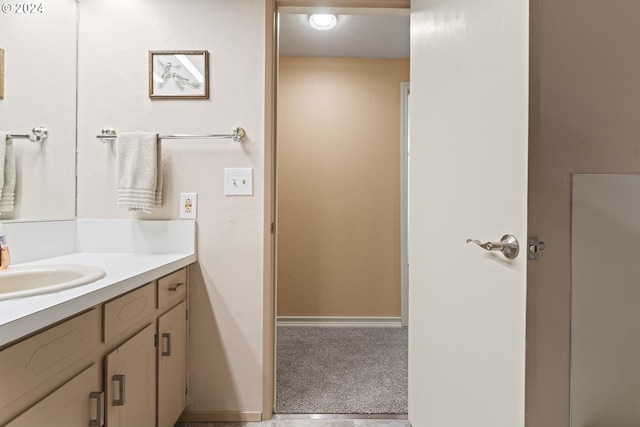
0;48;4;99
149;50;209;99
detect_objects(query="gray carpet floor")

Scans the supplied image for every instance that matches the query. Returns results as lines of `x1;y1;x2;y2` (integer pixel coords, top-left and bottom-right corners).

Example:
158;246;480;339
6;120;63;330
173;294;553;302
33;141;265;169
275;327;408;414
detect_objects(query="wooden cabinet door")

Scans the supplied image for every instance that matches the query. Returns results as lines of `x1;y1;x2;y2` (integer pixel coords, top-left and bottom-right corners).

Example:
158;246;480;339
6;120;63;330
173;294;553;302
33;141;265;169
6;364;102;427
157;301;187;427
105;323;156;427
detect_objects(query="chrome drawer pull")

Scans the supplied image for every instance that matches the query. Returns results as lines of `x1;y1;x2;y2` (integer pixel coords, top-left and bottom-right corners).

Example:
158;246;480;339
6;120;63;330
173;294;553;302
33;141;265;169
168;282;186;292
89;391;104;426
112;374;126;406
161;332;172;357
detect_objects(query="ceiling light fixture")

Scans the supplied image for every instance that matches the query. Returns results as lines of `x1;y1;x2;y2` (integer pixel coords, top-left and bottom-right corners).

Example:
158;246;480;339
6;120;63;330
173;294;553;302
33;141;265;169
309;14;337;31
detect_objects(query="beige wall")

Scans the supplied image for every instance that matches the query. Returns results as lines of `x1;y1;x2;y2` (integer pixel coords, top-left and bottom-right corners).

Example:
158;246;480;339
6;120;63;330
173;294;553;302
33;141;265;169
77;0;266;420
277;57;408;318
530;1;640;426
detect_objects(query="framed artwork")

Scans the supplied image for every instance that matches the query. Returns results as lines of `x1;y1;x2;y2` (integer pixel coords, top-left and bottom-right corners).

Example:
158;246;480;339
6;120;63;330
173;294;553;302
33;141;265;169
0;48;4;99
149;50;209;99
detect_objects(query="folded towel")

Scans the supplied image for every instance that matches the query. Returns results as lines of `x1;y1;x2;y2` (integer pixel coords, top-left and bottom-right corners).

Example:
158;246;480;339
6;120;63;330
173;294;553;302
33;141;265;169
0;132;15;212
116;132;162;213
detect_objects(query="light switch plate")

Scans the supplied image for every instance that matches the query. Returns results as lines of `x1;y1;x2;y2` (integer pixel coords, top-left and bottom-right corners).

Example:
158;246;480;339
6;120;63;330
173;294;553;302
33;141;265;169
225;168;253;196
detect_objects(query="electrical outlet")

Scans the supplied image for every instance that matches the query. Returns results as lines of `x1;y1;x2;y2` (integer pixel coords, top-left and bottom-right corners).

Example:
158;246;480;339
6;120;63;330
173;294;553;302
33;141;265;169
180;193;197;219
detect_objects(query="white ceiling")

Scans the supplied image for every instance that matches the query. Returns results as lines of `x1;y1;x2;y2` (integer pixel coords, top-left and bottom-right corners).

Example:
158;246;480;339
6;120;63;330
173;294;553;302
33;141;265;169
278;10;410;59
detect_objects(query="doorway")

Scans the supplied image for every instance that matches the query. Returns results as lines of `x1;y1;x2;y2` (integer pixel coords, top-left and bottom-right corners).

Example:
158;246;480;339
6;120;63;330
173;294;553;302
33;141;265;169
265;0;531;425
274;7;410;416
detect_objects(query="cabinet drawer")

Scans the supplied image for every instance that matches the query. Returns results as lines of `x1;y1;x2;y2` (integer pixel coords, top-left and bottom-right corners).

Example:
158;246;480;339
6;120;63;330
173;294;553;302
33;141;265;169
104;283;155;342
157;268;187;308
0;309;100;413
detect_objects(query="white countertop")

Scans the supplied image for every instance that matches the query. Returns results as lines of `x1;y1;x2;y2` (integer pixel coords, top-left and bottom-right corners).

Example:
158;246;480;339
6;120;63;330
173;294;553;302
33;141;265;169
0;220;196;348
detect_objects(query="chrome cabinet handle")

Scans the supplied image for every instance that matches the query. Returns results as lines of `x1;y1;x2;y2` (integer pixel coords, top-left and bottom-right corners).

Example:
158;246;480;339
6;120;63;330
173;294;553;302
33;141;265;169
112;375;126;406
168;283;185;292
89;391;104;426
466;234;519;259
161;332;172;357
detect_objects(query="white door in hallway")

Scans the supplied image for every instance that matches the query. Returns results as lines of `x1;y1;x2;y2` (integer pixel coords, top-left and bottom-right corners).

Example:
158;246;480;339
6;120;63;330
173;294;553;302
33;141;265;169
408;1;528;426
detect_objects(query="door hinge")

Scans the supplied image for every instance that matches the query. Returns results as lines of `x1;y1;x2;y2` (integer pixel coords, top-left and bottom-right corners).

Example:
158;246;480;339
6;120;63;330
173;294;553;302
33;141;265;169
154;333;158;347
185;384;188;396
528;237;546;260
271;222;275;234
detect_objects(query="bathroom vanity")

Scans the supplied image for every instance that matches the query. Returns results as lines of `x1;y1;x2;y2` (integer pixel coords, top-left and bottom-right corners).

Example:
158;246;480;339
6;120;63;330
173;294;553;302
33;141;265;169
0;220;196;427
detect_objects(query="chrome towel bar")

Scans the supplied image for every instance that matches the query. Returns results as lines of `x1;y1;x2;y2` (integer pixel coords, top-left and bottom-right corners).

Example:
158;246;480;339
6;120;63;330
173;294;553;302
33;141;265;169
96;127;246;143
7;127;48;143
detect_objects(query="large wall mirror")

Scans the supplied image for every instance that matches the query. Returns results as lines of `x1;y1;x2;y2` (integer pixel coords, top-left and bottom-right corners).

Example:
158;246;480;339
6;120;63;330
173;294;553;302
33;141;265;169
0;2;77;221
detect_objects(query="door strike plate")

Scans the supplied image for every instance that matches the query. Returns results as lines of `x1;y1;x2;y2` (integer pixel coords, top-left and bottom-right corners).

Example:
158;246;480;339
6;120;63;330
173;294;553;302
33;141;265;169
528;237;546;260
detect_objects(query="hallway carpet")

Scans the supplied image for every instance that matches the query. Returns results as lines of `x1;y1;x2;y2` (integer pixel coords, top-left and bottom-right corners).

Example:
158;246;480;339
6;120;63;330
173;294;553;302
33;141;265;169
275;327;408;414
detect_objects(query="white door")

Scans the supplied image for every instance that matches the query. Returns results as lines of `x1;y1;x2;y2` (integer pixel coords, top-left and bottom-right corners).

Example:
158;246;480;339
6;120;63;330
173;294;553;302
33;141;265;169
409;1;528;427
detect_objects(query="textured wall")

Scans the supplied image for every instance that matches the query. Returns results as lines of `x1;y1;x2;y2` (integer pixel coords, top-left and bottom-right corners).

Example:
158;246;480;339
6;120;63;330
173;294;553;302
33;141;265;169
277;57;408;318
77;0;266;418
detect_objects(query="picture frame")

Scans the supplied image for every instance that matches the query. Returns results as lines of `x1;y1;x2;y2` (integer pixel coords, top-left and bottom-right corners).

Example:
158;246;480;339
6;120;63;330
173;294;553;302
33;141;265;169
0;48;4;99
149;50;209;99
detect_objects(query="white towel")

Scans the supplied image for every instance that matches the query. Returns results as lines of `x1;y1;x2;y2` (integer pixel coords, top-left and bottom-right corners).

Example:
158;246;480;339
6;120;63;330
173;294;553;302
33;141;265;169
0;132;15;212
116;132;162;212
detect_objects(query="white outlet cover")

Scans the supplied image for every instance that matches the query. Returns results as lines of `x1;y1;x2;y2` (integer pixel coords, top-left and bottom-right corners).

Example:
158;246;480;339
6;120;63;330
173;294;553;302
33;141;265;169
180;192;197;219
225;168;253;196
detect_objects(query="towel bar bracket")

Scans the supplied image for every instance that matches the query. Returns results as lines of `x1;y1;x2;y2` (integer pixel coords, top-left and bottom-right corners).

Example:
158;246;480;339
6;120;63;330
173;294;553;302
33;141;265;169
99;127;116;143
30;127;48;143
232;127;245;143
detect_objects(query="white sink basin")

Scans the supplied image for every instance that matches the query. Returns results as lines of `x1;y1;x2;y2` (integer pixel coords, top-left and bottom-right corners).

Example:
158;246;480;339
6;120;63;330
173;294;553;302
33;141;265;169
0;264;106;300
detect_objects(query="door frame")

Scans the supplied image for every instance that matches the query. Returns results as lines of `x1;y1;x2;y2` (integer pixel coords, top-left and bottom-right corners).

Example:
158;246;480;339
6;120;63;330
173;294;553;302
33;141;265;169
400;81;410;327
263;0;277;420
263;1;411;419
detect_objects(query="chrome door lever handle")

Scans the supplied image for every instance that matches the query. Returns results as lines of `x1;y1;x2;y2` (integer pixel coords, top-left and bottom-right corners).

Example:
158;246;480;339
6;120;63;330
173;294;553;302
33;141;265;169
466;234;519;259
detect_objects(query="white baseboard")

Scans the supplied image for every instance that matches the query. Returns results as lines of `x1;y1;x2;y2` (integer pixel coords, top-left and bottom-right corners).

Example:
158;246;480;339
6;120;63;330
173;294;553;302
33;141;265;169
277;316;402;327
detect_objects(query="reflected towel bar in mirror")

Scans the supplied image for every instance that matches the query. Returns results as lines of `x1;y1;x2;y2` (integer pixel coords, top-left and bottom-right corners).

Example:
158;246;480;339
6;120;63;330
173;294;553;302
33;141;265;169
96;126;246;143
8;127;48;143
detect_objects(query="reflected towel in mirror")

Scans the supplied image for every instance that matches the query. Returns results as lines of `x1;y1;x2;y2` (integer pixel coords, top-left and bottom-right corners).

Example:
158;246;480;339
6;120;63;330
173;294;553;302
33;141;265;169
0;132;15;212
